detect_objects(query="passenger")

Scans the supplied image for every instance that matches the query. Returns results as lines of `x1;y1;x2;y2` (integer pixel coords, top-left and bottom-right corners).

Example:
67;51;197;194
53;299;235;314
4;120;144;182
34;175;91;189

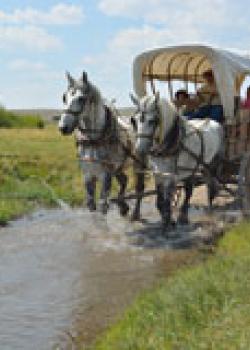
241;86;250;109
174;89;196;116
189;69;223;123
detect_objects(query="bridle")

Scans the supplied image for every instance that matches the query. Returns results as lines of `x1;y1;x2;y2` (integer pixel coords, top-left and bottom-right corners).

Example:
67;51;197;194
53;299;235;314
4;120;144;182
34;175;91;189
76;104;116;146
135;102;160;141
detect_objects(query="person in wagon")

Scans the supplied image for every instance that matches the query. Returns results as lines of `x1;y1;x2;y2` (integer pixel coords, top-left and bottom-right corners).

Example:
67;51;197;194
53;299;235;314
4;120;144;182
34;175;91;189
241;86;250;109
174;89;196;116
188;69;224;123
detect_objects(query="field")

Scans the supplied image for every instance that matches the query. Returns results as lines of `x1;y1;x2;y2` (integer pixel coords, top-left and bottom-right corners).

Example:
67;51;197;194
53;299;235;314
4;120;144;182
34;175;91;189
0;125;83;224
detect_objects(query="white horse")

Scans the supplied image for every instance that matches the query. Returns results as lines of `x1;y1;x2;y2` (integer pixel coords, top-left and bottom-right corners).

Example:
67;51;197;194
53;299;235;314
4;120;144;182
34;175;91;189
58;71;145;219
130;93;224;229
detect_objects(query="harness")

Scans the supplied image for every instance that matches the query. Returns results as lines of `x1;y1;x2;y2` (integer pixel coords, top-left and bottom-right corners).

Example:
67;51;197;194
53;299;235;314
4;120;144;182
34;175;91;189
149;111;206;177
76;105;145;170
76;106;116;147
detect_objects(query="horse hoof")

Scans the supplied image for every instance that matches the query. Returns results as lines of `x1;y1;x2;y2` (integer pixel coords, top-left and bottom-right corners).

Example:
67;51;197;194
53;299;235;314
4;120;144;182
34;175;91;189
130;213;140;222
162;220;175;232
119;202;129;217
87;201;96;212
177;216;189;225
98;201;109;215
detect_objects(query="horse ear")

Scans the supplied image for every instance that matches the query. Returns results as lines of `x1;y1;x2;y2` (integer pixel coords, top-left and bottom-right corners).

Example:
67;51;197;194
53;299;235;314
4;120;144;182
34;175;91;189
66;71;75;87
130;93;139;107
82;71;88;83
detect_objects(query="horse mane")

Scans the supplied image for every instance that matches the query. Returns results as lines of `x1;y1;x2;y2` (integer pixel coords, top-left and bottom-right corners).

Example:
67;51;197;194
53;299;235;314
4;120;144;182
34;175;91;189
157;97;178;144
87;81;102;104
80;80;103;122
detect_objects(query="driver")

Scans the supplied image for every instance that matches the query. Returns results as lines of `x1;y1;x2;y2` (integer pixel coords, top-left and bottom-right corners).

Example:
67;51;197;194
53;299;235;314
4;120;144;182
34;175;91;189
189;70;223;123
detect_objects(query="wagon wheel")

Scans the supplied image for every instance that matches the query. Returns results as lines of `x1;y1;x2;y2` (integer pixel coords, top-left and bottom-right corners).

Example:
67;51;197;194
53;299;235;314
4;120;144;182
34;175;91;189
238;152;250;217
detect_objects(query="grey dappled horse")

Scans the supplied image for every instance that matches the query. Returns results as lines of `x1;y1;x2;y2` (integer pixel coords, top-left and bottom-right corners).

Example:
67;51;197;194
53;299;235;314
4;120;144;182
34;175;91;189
58;71;145;219
131;93;223;229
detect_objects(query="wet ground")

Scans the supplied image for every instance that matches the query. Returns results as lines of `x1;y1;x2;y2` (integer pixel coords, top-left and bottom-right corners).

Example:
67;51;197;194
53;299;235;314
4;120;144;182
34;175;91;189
0;191;240;350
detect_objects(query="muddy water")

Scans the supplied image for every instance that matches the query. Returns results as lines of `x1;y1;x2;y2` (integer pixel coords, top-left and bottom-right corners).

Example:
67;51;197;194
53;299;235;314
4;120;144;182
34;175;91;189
0;202;220;349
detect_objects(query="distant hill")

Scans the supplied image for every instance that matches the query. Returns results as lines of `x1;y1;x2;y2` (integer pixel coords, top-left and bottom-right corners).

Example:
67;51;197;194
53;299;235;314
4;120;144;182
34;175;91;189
9;107;136;121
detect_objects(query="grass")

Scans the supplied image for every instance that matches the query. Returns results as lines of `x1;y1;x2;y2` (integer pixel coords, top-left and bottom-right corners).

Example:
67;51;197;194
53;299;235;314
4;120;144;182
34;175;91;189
92;222;250;350
0;125;83;224
0;107;45;128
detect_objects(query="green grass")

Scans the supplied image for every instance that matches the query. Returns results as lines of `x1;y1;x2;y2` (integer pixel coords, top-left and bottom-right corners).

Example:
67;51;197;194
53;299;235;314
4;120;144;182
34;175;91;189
93;222;250;350
0;126;83;224
0;107;44;128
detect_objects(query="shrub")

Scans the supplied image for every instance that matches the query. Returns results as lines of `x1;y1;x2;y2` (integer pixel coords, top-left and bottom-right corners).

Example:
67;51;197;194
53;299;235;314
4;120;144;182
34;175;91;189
0;107;45;128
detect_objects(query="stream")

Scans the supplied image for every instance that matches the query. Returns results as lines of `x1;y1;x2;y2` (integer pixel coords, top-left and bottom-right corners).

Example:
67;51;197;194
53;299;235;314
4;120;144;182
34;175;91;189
0;201;230;349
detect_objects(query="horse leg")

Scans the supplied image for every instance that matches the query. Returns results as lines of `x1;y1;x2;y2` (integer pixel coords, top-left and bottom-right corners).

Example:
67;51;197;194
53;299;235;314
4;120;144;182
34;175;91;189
161;181;175;231
98;172;112;215
207;177;218;211
178;179;193;225
116;172;129;217
156;184;164;217
131;171;145;221
84;174;96;211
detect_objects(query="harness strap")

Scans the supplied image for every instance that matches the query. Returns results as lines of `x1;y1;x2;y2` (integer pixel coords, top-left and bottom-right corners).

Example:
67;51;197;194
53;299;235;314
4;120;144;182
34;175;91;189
76;106;145;171
150;115;181;157
76;105;116;147
178;127;204;176
150;118;206;177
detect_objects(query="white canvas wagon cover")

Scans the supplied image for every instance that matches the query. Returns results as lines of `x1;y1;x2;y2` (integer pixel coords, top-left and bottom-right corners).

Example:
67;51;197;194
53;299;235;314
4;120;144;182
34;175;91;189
133;45;250;118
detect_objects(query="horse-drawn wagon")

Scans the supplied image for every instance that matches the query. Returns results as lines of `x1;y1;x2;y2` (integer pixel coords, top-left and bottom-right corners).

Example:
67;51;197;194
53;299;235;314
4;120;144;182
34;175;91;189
58;44;250;228
131;44;250;220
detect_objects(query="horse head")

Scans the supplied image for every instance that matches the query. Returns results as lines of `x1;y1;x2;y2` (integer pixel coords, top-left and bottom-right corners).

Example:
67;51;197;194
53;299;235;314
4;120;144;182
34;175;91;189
130;93;178;157
58;71;98;135
130;92;161;156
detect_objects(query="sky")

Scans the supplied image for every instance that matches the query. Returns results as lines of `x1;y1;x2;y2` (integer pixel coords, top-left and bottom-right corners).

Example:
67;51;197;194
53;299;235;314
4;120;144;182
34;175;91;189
0;0;250;108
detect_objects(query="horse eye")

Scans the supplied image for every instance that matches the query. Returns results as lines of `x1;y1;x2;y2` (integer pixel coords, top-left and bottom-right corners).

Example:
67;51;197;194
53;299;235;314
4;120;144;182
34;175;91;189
62;93;67;104
78;96;85;105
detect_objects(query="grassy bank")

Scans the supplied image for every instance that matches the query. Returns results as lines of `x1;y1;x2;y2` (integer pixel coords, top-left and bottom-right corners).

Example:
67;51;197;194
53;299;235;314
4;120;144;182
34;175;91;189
0;107;44;128
93;222;250;349
0;126;83;224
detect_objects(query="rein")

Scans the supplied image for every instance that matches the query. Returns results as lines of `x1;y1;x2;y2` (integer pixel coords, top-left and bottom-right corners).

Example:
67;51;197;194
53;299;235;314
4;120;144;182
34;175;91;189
76;106;116;147
76;105;145;169
150;115;182;157
146;102;206;176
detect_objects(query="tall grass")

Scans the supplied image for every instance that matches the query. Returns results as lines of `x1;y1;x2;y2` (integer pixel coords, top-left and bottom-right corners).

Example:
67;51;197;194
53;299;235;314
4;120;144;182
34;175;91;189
93;222;250;349
0;126;82;224
0;107;44;128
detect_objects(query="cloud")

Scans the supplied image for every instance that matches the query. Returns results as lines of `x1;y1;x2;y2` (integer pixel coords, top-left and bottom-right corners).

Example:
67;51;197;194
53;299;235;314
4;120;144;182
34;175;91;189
99;0;234;29
0;26;62;51
81;24;203;105
82;24;202;80
8;59;47;72
0;3;84;25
